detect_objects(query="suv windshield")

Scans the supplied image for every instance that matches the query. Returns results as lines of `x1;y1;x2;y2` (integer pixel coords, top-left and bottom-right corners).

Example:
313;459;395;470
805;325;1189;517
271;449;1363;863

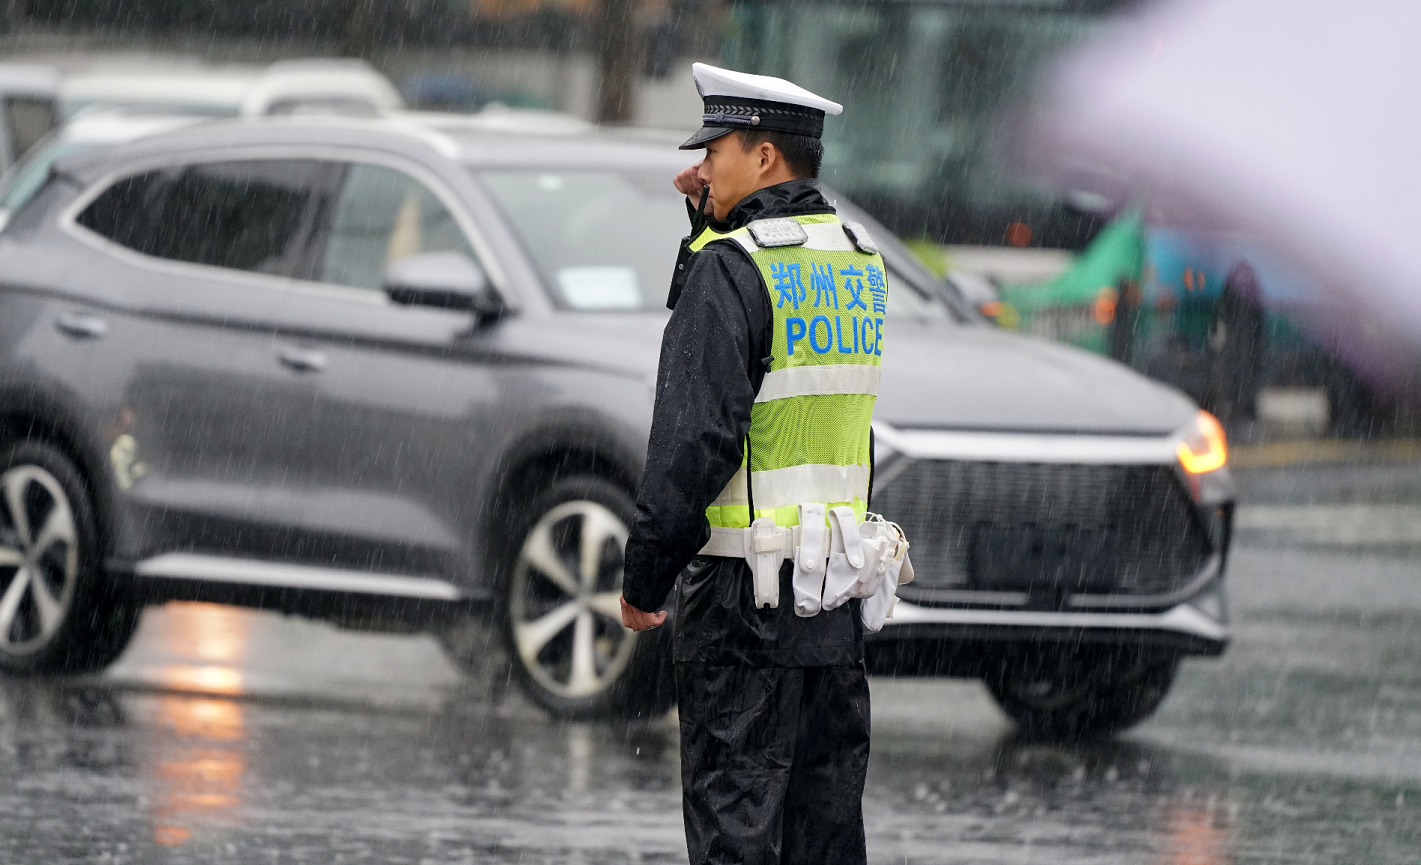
476;168;958;318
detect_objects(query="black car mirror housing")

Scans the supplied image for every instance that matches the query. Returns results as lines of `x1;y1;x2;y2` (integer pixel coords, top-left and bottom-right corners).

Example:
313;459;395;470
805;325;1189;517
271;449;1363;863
383;251;505;319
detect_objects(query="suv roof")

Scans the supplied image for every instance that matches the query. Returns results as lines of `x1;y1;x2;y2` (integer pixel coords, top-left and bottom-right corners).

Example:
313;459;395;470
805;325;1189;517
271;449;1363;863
51;113;693;183
40;112;971;315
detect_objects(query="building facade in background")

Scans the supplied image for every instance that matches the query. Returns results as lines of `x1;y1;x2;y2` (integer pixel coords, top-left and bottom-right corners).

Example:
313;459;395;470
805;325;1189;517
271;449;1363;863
723;0;1136;247
3;0;1134;248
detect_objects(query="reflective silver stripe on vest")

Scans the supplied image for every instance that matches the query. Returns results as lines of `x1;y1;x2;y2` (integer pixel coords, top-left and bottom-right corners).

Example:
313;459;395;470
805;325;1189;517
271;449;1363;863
755;363;881;403
710;462;872;510
729;220;857;255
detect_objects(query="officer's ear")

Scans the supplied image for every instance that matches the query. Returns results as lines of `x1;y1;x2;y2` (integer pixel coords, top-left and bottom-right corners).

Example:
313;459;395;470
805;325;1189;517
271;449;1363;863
754;140;782;175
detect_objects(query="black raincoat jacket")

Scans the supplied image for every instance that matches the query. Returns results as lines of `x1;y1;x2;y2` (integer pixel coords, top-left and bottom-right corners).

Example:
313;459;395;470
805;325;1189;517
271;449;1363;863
622;179;864;668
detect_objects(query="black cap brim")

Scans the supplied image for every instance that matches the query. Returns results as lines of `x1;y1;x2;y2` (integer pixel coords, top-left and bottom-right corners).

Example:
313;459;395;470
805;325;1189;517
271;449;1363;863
679;125;736;150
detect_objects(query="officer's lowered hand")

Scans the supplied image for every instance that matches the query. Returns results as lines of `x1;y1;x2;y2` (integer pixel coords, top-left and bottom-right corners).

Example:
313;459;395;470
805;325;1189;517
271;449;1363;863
620;596;667;631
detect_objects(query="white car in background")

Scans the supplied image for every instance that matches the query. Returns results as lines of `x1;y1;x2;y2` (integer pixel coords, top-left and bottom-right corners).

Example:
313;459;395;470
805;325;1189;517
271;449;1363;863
59;58;402;120
0;58;404;176
0;64;61;172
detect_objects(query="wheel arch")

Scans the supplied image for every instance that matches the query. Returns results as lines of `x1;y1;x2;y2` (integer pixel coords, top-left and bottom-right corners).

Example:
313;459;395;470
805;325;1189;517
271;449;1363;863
0;398;145;673
479;415;644;585
0;391;120;559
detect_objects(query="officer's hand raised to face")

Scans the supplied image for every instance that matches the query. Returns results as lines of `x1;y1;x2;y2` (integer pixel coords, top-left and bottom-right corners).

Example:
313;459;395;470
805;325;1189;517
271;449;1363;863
673;163;707;198
621;596;667;631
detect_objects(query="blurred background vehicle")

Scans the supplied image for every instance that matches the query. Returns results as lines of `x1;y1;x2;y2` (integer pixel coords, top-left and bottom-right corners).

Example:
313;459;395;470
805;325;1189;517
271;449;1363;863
58;58;402;120
401;71;500;113
983;210;1394;438
0;63;58;175
0;58;403;175
1012;0;1421;438
0;115;1230;738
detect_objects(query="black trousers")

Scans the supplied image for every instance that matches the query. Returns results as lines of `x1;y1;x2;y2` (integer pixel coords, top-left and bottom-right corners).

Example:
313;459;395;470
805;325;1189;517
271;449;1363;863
675;662;871;865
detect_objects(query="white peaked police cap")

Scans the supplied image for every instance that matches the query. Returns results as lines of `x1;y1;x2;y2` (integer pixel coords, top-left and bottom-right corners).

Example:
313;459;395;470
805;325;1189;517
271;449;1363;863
681;62;843;150
692;63;843;115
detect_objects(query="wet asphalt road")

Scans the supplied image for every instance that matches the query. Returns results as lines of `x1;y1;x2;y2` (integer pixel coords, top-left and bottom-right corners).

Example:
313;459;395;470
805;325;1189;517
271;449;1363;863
3;461;1421;864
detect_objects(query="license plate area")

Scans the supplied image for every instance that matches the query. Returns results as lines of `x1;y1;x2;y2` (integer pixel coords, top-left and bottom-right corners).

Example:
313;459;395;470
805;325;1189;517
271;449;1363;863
967;522;1121;600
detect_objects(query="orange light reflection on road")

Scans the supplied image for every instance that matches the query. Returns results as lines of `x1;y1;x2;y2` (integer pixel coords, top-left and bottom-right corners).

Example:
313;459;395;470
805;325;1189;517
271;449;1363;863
157;696;245;741
160;664;244;696
1163;799;1232;865
147;602;253;848
161;601;249;663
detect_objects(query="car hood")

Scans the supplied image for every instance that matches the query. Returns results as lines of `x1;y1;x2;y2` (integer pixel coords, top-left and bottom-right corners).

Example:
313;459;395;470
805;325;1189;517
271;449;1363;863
876;320;1197;435
521;313;1196;437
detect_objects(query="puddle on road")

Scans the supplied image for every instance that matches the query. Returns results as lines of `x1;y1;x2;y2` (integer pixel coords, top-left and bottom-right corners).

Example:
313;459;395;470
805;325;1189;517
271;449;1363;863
0;601;1415;863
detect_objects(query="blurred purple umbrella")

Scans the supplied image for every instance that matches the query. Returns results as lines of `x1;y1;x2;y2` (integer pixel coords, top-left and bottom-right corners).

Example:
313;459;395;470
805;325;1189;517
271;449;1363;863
1020;0;1421;381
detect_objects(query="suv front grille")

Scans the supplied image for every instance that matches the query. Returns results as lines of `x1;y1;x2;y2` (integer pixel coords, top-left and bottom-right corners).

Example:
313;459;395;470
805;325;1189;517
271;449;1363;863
872;460;1211;603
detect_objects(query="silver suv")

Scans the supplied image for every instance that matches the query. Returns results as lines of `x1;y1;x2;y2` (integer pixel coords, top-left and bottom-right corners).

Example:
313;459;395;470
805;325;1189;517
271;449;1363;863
0;116;1232;737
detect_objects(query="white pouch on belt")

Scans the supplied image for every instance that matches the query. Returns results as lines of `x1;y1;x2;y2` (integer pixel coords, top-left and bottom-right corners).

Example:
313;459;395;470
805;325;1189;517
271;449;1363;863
859;564;897;634
746;517;786;609
822;506;873;611
848;522;889;600
859;517;913;634
791;503;828;617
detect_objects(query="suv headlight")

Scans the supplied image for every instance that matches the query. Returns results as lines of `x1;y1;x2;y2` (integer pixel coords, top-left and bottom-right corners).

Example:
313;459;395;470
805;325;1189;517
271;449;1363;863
1175;410;1228;475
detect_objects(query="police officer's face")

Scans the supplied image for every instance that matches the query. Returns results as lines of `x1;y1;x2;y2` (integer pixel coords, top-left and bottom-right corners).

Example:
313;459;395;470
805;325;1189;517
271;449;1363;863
699;132;792;221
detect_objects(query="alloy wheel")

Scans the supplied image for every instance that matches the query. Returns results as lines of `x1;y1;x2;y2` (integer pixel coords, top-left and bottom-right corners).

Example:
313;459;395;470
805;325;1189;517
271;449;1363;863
0;465;79;655
509;500;636;700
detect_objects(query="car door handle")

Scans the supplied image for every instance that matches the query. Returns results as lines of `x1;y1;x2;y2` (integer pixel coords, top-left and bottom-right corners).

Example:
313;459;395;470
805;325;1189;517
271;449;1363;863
276;345;328;373
54;311;108;339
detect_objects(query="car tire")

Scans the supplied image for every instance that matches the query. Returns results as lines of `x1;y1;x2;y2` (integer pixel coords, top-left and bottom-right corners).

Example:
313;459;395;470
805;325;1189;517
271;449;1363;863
501;476;674;721
0;440;140;675
985;650;1178;740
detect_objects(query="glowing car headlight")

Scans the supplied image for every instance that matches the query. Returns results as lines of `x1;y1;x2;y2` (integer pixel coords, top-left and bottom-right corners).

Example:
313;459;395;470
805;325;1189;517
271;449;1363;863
1175;410;1228;474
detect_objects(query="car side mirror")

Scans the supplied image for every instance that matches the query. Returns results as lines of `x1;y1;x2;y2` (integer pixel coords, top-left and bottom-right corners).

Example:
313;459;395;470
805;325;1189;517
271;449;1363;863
382;251;504;319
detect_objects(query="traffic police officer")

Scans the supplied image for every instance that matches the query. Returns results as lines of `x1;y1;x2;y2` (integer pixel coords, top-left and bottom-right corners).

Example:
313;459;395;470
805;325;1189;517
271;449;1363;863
620;63;888;865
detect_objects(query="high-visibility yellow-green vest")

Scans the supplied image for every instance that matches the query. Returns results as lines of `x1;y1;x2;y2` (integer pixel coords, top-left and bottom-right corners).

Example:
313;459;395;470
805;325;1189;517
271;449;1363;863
692;213;886;530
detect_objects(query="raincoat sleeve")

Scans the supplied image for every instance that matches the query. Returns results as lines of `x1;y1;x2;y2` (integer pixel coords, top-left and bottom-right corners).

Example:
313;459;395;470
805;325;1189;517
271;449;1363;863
622;245;768;613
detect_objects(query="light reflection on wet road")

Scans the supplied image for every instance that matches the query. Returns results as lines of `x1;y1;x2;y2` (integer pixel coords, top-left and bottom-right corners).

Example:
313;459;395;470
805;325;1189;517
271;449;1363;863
2;467;1420;863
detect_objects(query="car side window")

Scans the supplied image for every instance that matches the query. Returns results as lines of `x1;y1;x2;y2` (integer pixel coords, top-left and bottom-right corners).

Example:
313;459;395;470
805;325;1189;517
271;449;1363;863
76;159;333;278
317;163;477;291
